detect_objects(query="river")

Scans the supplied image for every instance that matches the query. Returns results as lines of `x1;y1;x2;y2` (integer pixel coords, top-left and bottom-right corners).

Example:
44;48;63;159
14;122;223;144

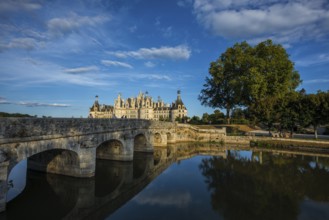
1;143;329;220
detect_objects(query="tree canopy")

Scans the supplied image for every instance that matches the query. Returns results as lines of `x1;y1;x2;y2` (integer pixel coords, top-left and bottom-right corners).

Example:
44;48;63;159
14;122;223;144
199;40;301;124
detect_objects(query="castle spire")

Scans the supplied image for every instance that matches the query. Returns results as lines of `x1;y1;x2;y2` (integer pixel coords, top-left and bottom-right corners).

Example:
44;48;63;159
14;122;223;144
177;90;181;101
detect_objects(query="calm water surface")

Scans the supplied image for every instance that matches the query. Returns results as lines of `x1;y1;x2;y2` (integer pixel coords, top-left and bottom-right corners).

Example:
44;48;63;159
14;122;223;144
1;144;329;220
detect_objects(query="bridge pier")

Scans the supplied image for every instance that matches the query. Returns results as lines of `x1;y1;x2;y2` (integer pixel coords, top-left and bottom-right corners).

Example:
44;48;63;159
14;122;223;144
0;160;9;213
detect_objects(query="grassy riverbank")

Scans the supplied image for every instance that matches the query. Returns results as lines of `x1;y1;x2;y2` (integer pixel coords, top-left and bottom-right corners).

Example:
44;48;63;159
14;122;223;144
250;139;329;153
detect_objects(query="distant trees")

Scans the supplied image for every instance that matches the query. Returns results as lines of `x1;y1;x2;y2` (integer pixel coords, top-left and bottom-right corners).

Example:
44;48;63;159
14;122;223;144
0;112;33;117
188;110;225;125
297;91;329;138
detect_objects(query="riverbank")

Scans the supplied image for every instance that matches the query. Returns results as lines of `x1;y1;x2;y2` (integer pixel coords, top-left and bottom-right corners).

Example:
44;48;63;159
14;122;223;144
249;138;329;153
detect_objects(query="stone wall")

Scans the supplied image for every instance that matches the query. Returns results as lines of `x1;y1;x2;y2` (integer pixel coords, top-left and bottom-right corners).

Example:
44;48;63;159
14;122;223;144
175;124;226;143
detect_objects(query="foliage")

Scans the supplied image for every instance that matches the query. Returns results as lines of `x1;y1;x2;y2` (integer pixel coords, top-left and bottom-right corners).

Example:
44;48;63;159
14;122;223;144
0;112;33;117
199;39;301;125
175;116;188;123
159;116;171;122
189;116;202;125
297;90;329;138
199;41;252;123
188;110;226;125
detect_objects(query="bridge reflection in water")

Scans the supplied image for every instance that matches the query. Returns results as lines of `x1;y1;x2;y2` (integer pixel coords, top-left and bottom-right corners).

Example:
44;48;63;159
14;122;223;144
2;143;329;220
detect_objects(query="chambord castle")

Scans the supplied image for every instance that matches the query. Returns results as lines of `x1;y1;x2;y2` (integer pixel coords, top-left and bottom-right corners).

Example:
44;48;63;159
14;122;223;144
89;90;188;122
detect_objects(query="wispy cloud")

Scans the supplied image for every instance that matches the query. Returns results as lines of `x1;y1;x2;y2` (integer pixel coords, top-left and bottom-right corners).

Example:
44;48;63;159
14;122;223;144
0;97;70;107
192;0;329;44
108;45;191;60
0;56;112;87
18;102;70;107
0;0;42;12
64;66;99;74
144;61;156;68
47;13;110;37
101;60;133;69
295;53;329;67
136;74;171;81
0;97;10;104
108;73;171;81
303;79;329;84
0;37;39;52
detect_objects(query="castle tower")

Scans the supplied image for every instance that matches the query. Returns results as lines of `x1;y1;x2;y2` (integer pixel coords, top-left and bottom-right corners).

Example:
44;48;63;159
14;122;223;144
171;90;188;122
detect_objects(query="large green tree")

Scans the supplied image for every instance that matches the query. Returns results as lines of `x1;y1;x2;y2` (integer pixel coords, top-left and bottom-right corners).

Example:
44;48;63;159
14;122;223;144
199;40;301;125
199;41;252;124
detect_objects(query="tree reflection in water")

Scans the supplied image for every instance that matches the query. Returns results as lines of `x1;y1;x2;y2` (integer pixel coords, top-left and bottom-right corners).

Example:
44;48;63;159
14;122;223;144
199;151;329;220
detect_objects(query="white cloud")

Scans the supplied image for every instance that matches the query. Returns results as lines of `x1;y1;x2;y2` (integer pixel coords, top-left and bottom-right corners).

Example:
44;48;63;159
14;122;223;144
101;60;133;69
0;0;42;12
144;61;156;68
0;96;70;107
17;102;70;107
108;45;191;60
192;0;329;43
303;79;329;84
295;53;329;67
64;66;99;74
136;74;171;81
0;97;10;104
108;73;171;81
47;13;110;37
160;26;173;38
0;38;38;51
0;56;112;87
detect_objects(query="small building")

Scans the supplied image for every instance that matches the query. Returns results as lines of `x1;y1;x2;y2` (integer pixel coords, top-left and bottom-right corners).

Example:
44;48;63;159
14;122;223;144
89;91;188;121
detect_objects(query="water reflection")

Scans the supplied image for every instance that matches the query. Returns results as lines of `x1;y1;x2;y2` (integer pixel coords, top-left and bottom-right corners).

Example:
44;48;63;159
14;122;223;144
1;144;329;220
199;150;329;220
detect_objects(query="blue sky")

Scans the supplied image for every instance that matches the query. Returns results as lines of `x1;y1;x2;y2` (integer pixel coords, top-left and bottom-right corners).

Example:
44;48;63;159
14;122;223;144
1;0;329;118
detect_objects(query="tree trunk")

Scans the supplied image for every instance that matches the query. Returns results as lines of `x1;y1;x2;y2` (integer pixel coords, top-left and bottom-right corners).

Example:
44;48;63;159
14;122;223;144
226;108;231;124
314;125;318;139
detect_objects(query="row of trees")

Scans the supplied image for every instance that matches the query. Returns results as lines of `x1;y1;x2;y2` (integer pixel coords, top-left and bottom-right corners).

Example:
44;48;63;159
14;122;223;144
189;109;249;125
198;39;329;137
270;90;329;138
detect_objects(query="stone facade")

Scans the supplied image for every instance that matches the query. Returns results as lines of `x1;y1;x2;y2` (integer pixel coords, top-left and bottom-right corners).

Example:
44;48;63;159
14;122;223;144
89;91;188;122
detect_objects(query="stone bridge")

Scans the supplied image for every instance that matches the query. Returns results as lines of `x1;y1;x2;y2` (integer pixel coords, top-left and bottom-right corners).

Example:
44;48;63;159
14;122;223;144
1;143;228;219
0;118;226;212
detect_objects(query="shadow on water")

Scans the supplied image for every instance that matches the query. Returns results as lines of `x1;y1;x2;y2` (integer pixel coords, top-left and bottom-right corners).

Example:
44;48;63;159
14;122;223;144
3;170;78;219
0;151;157;220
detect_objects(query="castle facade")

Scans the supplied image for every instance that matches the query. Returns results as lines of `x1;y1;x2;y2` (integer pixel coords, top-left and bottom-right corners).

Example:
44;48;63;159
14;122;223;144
89;91;187;121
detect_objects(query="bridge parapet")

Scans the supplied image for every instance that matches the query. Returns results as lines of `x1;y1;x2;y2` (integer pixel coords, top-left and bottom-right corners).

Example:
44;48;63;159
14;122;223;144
0;118;154;144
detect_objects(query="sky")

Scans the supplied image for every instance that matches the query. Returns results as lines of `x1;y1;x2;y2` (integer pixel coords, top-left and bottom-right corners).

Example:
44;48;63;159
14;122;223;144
1;0;329;118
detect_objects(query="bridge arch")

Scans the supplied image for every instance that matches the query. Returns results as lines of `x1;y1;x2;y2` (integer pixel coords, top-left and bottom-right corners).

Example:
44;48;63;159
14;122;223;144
27;149;81;177
166;132;175;144
134;133;147;152
154;133;162;145
96;139;124;161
